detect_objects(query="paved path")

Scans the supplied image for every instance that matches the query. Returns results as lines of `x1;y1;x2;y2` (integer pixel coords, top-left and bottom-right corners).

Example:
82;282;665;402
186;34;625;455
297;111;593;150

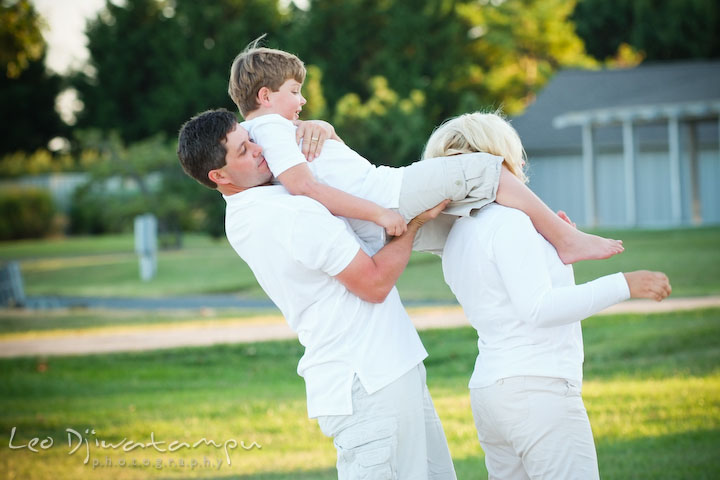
1;296;719;358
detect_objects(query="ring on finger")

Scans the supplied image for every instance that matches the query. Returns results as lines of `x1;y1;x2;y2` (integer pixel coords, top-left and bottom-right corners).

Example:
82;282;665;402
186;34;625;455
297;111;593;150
311;136;319;142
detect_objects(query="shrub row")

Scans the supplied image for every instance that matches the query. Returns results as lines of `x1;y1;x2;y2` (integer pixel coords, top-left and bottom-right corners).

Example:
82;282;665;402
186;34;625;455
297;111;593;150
0;187;56;241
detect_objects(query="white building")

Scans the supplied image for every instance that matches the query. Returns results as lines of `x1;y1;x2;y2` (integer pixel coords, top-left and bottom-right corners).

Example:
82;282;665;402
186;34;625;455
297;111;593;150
512;60;720;228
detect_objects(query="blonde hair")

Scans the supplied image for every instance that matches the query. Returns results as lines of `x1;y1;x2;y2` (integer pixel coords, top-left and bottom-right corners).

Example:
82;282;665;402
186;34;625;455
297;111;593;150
228;36;306;117
423;111;528;183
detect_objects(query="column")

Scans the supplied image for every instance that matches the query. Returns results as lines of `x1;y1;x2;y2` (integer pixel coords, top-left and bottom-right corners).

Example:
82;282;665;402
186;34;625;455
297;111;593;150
668;115;682;224
582;122;597;227
622;119;637;226
687;121;702;225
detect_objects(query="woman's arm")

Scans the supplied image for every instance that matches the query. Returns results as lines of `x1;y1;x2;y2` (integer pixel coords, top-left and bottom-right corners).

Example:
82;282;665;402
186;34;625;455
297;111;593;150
492;212;633;328
294;119;343;161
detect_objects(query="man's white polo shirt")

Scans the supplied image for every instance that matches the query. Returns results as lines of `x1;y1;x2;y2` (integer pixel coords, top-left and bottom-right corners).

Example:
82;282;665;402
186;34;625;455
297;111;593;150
224;185;427;418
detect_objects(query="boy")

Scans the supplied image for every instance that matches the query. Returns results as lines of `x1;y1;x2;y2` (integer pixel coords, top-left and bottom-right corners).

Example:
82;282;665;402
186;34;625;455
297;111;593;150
228;39;623;261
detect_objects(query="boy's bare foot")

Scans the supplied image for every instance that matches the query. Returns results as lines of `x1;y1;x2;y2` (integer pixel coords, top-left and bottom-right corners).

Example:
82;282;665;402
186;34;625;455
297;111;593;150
557;230;624;264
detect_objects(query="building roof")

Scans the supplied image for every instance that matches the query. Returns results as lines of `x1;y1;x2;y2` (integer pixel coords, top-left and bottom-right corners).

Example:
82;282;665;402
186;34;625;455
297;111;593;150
510;60;720;153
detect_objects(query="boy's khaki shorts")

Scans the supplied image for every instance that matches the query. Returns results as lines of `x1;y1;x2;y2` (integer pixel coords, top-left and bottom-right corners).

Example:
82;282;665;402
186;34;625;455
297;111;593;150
399;152;503;255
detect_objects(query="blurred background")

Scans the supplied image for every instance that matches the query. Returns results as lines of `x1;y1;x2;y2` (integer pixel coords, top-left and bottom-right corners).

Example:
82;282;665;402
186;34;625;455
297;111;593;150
1;2;719;479
2;0;718;245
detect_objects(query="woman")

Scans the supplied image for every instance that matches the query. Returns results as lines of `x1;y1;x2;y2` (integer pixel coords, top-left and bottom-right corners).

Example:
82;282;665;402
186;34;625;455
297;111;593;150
426;112;672;479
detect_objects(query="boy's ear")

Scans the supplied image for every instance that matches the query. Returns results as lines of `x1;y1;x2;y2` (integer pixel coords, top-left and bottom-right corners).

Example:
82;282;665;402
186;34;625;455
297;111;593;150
257;86;272;106
208;168;229;185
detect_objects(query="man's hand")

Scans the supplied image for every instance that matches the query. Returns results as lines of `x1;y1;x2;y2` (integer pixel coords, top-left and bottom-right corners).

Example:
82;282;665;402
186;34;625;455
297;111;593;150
293;120;342;161
377;208;407;237
623;270;672;301
409;200;451;230
334;199;450;304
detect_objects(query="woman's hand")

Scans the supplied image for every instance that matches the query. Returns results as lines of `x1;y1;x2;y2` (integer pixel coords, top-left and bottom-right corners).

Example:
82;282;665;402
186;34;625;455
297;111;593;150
623;270;672;301
557;210;576;229
294;120;343;161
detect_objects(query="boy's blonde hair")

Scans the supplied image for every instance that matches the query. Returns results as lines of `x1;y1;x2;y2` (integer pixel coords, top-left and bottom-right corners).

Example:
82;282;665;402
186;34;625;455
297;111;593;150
423;111;528;183
228;36;306;117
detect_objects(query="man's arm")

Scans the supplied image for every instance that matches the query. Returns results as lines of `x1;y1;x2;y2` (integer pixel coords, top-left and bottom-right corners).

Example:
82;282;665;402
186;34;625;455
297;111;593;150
334;200;449;303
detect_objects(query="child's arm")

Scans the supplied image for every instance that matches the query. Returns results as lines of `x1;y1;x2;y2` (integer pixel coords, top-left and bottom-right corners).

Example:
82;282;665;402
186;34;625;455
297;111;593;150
278;163;407;236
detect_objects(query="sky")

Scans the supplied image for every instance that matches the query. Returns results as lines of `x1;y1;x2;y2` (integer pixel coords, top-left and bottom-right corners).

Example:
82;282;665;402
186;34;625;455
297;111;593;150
31;0;107;74
29;0;306;123
30;0;308;75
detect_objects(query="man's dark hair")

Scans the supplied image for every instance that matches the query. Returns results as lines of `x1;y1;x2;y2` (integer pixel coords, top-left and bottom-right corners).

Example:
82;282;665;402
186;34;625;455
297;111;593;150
177;109;238;189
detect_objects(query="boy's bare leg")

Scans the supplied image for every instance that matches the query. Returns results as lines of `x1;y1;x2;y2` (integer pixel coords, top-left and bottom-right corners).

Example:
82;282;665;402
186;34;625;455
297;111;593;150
496;167;624;264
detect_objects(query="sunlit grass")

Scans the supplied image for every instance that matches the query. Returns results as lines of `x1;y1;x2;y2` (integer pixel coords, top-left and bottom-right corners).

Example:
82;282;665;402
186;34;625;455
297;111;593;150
2;309;718;479
0;308;284;338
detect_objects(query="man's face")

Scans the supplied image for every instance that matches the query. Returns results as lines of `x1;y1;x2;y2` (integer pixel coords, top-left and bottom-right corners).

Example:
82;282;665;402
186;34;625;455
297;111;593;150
219;123;272;189
267;78;306;121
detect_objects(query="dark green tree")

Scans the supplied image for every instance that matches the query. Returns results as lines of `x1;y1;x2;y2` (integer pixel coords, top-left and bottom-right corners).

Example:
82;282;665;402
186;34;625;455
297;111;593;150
288;0;594;166
72;0;285;143
0;53;66;156
573;0;720;61
0;0;45;78
287;0;467;121
0;0;65;156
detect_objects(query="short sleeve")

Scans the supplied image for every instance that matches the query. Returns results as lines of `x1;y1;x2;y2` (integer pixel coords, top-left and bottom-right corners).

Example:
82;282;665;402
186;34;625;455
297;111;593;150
290;202;361;276
245;115;307;177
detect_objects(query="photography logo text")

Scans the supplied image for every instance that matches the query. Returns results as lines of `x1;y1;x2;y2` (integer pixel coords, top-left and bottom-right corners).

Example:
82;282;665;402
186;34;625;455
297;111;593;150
8;427;261;469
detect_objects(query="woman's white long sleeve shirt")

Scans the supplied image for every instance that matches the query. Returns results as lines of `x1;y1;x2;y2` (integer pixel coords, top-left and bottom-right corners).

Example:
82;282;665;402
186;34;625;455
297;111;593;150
442;204;630;388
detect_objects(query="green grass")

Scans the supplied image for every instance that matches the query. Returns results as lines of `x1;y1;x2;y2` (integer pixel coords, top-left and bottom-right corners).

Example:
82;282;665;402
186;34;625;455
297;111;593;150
0;234;268;298
2;226;719;300
1;308;719;479
0;309;280;336
572;227;720;297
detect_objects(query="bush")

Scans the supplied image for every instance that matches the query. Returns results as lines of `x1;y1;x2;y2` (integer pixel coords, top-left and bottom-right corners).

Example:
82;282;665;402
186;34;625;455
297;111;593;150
333;76;428;167
0;187;56;240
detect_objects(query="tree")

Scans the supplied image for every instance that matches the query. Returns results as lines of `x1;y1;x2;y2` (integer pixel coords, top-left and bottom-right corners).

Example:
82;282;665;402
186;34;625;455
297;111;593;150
288;0;595;166
287;0;467;121
0;54;66;156
333;76;426;167
0;0;65;156
0;0;45;78
573;0;720;61
69;131;225;242
456;0;596;114
73;0;285;144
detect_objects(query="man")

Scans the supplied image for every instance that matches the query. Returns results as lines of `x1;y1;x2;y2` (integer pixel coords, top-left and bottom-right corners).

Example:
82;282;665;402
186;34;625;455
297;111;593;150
177;108;456;479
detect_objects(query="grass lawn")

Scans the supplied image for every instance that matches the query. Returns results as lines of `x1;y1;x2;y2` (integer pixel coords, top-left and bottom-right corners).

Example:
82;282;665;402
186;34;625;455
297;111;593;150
0;308;280;337
1;226;719;300
1;308;719;479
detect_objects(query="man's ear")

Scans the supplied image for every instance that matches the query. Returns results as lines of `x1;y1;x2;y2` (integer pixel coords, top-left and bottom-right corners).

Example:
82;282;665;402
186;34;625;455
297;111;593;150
208;168;228;185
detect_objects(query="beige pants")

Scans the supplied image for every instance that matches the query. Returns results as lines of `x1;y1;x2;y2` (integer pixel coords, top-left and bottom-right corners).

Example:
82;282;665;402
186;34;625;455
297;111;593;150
398;152;503;255
470;376;600;480
317;363;457;480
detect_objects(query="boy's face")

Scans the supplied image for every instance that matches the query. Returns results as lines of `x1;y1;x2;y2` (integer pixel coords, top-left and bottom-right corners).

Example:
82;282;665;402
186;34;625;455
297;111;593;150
267;78;306;121
218;124;272;189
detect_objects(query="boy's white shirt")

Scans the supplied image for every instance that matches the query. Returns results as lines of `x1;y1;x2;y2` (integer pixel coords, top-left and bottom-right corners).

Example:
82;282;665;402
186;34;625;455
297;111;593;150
242;114;405;254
